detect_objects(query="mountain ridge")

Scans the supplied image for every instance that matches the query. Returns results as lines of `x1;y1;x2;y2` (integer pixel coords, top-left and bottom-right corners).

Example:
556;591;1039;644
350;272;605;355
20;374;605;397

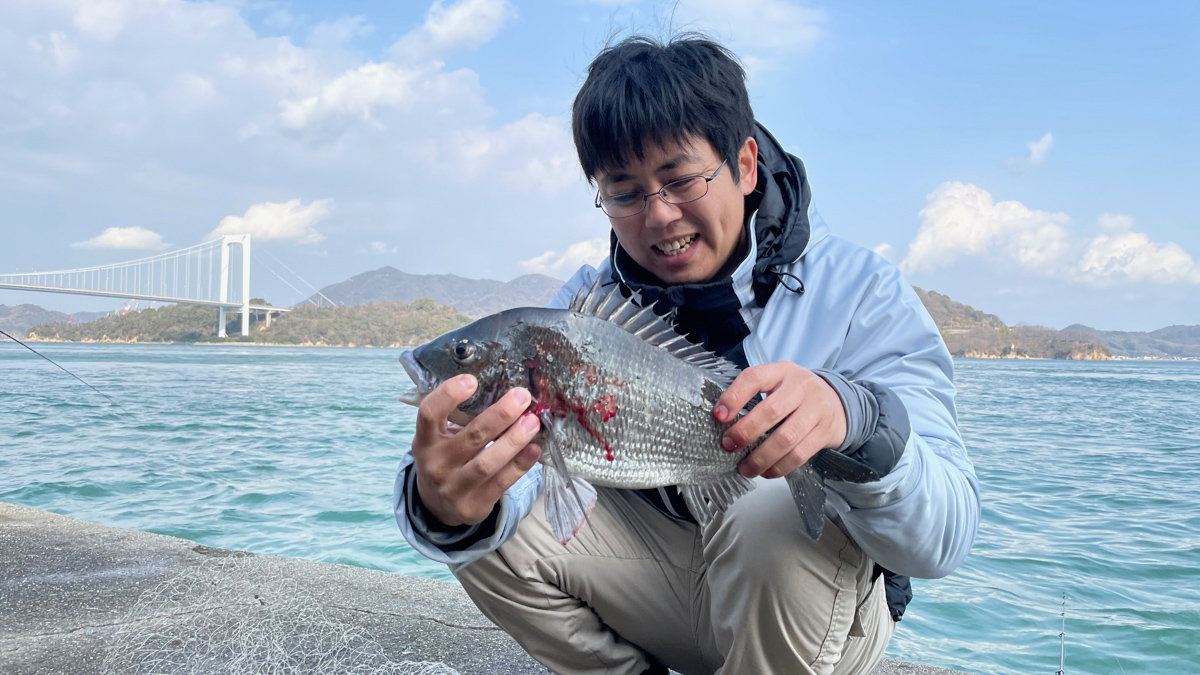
307;266;564;319
11;268;1197;359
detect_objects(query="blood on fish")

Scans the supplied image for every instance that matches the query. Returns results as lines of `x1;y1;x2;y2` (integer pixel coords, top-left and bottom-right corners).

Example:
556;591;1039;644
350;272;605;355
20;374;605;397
588;394;618;422
528;344;619;461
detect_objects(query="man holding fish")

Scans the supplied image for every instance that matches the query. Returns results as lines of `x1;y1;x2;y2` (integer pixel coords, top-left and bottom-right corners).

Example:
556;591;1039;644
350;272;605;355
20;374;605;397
394;35;980;675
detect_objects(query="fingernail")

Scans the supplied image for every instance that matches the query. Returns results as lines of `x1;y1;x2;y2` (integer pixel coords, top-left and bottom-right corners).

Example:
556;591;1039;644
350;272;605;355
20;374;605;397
511;387;531;406
722;435;736;452
520;413;540;432
458;375;477;392
714;405;727;422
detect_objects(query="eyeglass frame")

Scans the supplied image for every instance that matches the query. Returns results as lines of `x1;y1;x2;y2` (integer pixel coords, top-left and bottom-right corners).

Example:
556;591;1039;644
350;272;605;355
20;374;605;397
593;159;728;219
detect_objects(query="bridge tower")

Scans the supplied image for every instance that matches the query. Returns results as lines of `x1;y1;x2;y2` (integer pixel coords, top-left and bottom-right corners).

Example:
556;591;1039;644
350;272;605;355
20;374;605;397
216;234;251;338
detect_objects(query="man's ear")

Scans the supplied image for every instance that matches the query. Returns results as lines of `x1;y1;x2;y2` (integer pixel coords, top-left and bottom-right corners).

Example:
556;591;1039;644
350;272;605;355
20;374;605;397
738;136;758;197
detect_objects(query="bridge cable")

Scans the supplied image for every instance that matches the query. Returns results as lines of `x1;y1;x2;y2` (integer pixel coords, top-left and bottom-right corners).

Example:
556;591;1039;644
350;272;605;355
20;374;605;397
0;330;129;413
252;257;321;308
257;247;339;307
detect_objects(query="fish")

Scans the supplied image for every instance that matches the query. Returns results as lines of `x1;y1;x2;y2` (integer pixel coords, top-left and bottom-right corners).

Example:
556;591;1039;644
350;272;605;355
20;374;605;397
398;278;879;545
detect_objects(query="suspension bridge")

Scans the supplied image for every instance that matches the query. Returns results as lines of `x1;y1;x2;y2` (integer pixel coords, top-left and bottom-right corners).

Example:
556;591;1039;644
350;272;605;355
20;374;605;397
0;235;292;337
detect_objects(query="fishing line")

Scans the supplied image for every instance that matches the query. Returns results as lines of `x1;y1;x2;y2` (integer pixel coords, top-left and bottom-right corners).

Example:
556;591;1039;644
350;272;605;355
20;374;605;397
0;329;129;413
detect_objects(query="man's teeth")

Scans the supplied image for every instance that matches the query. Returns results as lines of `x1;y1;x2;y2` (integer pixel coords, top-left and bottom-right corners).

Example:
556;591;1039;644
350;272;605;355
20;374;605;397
656;234;698;256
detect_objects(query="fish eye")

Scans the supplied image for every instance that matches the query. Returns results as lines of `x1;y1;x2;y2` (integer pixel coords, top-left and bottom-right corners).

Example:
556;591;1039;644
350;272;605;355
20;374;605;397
452;339;477;363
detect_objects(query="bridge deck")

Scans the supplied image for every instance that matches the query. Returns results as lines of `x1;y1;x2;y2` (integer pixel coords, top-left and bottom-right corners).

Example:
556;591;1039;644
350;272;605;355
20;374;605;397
0;283;287;312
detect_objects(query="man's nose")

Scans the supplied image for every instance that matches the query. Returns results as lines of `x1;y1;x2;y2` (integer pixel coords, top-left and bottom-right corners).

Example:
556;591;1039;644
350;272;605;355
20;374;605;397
643;191;682;227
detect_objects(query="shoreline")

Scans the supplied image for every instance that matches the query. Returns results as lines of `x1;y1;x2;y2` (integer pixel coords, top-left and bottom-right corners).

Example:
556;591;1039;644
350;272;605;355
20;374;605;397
12;338;1199;361
0;501;970;675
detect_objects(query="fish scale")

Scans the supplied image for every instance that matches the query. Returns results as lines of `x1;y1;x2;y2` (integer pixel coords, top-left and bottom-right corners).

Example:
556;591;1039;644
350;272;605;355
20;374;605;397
520;318;747;488
399;277;880;544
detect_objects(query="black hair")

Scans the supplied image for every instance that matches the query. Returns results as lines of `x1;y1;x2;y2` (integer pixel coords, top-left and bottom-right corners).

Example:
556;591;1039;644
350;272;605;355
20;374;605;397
572;34;756;183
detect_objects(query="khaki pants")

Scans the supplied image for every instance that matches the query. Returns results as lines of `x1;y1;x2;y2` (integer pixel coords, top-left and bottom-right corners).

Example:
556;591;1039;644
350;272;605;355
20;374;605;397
455;477;894;675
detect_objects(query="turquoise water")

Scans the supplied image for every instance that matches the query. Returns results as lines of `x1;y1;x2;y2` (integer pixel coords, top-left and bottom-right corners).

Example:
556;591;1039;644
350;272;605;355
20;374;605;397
2;343;1197;675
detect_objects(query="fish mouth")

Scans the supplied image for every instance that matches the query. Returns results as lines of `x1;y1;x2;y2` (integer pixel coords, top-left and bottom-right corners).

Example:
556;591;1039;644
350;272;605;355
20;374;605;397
398;349;439;407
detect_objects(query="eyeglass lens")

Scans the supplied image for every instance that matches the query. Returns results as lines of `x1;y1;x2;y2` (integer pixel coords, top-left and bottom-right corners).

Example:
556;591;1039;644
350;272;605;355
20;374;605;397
600;175;709;218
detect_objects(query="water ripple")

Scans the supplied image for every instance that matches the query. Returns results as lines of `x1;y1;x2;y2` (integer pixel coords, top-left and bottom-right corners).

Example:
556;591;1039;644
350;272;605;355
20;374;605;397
2;345;1198;673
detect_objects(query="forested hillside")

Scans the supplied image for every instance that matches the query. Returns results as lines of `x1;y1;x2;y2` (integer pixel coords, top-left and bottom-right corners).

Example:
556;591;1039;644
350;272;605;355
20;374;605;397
27;299;470;348
913;288;1110;360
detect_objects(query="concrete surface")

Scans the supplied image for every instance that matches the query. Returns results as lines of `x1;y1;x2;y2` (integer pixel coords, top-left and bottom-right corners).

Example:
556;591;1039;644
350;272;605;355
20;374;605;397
0;502;970;674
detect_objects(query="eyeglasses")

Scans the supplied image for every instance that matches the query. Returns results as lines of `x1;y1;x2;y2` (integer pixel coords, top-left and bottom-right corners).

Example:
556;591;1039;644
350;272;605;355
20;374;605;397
594;160;727;219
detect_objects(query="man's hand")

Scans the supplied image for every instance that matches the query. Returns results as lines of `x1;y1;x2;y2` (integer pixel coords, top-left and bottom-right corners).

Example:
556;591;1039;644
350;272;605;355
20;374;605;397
713;362;848;479
411;375;542;527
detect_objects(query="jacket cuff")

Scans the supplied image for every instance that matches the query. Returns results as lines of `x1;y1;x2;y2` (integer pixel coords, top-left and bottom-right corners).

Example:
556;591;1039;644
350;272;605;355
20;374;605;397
812;370;909;477
403;462;501;552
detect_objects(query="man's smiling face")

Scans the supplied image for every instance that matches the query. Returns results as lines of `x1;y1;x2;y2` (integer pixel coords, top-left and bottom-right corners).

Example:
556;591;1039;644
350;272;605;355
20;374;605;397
595;135;758;285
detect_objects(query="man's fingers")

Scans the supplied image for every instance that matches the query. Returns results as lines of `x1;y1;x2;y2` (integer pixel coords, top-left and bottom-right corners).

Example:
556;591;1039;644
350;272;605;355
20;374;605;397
762;436;826;479
714;365;774;423
454;387;533;452
414;375;477;449
460;412;541;487
480;442;543;500
737;411;817;477
722;384;806;452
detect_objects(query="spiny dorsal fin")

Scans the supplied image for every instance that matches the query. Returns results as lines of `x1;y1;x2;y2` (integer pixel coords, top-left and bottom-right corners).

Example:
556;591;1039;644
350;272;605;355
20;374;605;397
568;276;741;386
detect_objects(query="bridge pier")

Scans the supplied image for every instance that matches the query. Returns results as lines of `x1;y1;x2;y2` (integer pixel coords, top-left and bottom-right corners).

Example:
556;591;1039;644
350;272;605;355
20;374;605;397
217;307;227;338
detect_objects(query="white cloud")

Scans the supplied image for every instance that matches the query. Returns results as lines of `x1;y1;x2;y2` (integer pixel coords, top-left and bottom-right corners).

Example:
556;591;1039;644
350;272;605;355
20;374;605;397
1007;132;1053;174
278;62;422;129
1078;219;1200;286
872;243;895;262
519;237;609;277
211;198;333;244
166;73;216;112
71;0;237;43
900;182;1072;275
0;0;591;291
72;0;136;41
897;185;1198;287
307;16;374;51
44;31;80;71
676;0;824;71
391;0;516;62
439;113;580;193
71;226;167;249
365;241;397;254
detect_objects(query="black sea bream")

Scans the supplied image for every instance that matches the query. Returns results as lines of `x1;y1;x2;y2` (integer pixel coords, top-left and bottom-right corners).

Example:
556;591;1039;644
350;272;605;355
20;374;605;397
399;279;878;544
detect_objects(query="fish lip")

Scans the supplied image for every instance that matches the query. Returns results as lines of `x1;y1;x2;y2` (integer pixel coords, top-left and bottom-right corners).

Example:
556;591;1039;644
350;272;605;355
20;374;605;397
398;349;439;407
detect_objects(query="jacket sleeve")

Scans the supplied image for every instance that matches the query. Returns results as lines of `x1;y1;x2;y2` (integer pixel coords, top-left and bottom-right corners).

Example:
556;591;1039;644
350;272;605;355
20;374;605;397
392;264;600;567
820;260;980;579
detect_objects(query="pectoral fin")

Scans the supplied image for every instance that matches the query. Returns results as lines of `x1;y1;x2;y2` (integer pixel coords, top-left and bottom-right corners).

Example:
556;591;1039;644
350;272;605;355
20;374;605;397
540;416;597;545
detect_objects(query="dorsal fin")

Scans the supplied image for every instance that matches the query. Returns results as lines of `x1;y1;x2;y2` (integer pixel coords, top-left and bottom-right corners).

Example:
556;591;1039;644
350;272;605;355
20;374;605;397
568;276;741;386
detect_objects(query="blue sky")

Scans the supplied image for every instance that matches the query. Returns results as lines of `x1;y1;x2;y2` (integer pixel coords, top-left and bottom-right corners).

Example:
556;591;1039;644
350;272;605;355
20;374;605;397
1;0;1197;330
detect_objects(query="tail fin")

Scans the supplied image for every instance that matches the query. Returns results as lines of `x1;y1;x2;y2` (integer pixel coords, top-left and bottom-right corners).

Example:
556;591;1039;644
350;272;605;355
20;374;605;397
809;448;880;484
784;465;827;540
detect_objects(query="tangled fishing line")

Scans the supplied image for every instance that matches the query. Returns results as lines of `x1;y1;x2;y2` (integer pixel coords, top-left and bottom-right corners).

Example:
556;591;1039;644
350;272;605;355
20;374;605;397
101;555;460;675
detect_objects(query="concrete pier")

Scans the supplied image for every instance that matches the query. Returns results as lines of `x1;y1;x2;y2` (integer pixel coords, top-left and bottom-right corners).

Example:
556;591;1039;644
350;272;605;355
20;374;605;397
0;502;969;675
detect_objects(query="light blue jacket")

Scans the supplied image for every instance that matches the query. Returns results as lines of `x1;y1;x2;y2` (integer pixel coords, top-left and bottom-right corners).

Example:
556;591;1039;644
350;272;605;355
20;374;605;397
394;208;980;579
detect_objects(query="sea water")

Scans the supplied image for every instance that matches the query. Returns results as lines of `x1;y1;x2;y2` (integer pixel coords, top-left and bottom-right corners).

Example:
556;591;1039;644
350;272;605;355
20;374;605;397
1;343;1197;675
